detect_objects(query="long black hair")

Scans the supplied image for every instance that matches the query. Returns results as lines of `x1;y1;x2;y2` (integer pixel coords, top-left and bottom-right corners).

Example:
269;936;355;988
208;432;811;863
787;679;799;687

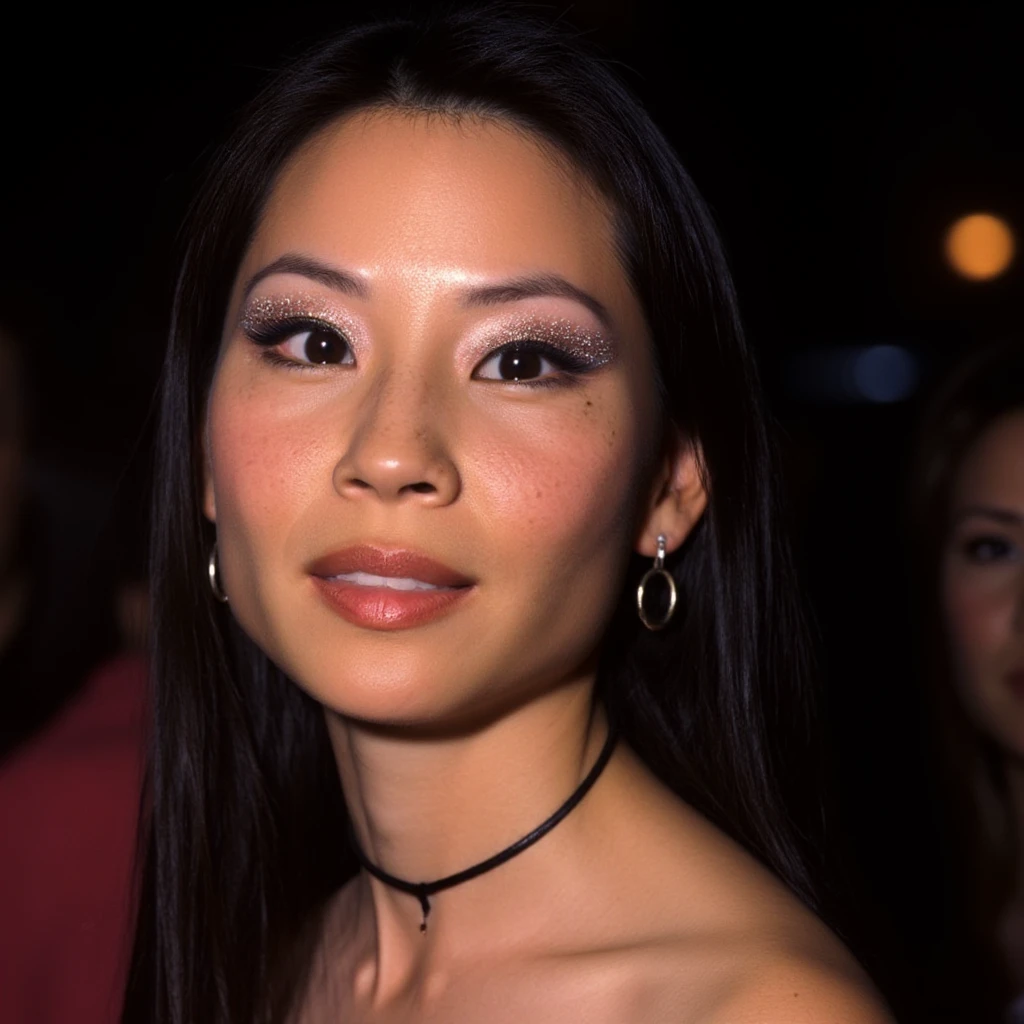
124;9;822;1022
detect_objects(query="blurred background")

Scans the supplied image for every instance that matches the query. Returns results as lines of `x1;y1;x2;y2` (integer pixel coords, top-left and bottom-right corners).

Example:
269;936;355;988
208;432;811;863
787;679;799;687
0;3;1020;1021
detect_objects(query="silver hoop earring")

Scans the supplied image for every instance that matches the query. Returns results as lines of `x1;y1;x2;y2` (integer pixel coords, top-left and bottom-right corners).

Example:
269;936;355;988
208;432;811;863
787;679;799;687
208;543;229;604
637;534;676;631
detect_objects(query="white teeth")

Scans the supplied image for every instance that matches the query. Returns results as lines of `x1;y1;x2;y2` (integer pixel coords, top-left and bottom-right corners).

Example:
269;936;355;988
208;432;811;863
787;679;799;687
329;571;442;591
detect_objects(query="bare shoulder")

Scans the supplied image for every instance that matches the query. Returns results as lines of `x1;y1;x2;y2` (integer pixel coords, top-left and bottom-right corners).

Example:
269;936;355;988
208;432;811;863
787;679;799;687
594;913;892;1024
586;747;894;1023
597;902;893;1024
700;949;894;1024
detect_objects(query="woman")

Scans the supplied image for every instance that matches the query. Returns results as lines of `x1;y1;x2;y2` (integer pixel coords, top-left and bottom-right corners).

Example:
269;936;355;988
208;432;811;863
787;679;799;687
0;315;125;759
124;9;891;1022
0;318;147;1024
911;339;1024;1021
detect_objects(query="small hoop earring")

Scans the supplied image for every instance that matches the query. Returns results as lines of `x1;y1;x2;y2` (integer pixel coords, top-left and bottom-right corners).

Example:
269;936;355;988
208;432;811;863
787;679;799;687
208;543;229;604
637;534;676;631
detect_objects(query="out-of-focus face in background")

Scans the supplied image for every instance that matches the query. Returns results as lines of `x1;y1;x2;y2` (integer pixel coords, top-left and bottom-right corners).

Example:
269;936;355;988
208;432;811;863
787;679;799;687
943;410;1024;756
0;333;24;583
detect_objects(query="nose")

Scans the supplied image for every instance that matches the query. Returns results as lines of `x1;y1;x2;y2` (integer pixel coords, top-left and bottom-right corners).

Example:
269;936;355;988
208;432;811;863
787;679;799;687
332;370;460;507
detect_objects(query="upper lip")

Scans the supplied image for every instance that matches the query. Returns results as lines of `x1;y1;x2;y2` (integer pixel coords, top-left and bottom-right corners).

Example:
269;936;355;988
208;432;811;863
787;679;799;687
308;545;475;588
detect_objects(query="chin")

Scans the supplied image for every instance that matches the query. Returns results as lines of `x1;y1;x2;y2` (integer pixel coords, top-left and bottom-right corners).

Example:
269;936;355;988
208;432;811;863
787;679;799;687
276;650;486;731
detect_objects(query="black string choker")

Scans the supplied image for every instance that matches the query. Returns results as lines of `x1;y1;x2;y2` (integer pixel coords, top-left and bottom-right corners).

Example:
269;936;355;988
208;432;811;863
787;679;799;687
348;728;618;933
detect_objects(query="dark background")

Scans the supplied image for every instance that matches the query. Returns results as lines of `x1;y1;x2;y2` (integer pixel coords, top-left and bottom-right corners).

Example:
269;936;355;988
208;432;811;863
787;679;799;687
2;4;1021;1018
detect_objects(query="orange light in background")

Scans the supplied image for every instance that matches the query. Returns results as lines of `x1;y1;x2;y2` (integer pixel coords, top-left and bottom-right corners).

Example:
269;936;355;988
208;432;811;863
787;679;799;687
945;213;1015;281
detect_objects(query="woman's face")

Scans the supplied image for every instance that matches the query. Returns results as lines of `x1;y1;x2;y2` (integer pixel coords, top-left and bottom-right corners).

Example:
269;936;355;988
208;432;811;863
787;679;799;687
203;110;694;728
942;410;1024;755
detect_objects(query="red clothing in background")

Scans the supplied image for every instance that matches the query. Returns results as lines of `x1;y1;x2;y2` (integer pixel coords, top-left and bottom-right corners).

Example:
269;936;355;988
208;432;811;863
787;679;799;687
0;652;146;1024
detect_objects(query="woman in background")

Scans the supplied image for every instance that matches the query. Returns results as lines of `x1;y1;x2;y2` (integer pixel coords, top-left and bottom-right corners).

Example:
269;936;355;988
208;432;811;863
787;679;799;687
912;339;1024;1021
0;318;147;1023
124;9;891;1022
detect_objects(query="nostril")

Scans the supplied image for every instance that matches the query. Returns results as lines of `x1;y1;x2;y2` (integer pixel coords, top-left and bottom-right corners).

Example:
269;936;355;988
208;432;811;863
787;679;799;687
406;482;437;494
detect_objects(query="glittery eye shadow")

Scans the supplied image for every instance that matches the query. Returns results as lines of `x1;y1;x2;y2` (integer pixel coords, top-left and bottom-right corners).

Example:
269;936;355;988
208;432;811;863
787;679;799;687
240;294;359;340
487;315;617;369
239;296;616;379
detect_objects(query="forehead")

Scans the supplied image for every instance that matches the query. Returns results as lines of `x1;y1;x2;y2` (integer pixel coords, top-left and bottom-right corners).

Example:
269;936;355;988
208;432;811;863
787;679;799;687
954;410;1024;503
243;109;629;302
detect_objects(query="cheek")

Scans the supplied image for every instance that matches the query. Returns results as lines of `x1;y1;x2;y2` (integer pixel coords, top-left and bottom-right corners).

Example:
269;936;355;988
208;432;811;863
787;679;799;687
206;374;337;551
466;393;643;566
942;560;1015;669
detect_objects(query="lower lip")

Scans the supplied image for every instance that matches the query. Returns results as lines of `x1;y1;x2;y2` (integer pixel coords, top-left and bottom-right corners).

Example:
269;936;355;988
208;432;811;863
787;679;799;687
312;577;473;631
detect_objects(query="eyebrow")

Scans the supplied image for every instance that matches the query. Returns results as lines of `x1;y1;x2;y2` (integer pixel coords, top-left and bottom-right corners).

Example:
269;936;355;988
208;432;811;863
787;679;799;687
242;253;369;302
460;273;613;331
953;504;1024;527
241;254;613;330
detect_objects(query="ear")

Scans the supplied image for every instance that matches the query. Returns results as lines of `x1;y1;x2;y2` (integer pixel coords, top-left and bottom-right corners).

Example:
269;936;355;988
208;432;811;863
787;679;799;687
635;428;708;558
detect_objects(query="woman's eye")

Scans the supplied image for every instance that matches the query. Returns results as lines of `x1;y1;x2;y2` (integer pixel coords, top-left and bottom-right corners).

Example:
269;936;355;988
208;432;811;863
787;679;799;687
473;344;562;383
276;325;354;366
962;534;1018;564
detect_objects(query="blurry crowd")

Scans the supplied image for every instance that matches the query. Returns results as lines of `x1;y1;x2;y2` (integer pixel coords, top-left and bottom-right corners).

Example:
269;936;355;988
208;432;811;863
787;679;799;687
0;321;148;1021
0;301;1023;1022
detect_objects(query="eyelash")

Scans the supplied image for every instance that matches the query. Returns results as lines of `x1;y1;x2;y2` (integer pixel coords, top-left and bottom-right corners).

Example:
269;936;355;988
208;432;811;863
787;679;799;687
960;534;1020;564
476;340;595;388
245;317;354;370
243;316;599;386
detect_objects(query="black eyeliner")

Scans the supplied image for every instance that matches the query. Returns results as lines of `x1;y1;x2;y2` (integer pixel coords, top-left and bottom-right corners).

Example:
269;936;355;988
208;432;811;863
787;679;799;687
243;315;346;348
488;339;597;376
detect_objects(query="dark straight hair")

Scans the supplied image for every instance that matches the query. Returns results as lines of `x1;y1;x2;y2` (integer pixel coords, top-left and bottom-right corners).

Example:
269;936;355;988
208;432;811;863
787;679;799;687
124;8;822;1022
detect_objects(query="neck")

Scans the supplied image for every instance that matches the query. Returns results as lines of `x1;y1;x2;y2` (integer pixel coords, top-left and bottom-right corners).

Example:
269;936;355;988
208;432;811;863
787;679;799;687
324;676;611;979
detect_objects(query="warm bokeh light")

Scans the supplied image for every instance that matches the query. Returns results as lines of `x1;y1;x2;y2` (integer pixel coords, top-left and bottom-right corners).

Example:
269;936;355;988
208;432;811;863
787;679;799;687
945;213;1015;281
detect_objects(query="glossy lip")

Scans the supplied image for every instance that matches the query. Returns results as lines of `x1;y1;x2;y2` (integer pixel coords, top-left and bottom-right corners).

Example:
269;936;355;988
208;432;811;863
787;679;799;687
309;545;475;631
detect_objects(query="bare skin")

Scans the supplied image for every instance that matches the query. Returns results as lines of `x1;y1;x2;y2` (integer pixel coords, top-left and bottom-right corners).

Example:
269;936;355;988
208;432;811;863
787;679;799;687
943;410;1024;987
204;110;891;1022
300;741;886;1023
